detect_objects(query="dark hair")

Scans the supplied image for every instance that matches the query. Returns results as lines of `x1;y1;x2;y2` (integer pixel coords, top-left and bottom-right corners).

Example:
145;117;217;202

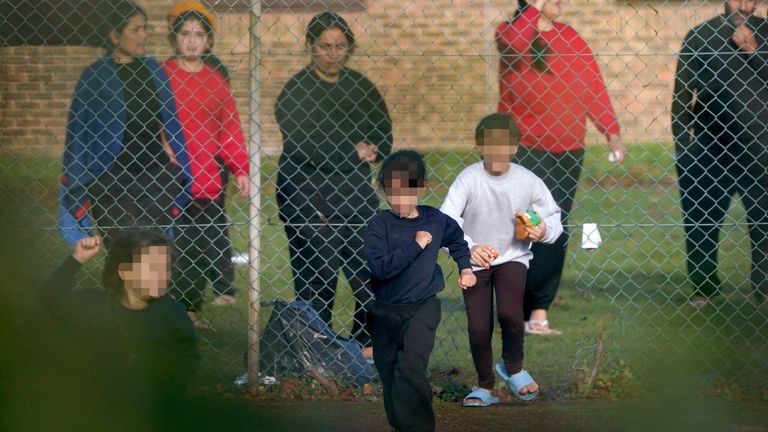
377;150;427;192
202;52;231;82
475;113;520;146
106;2;147;45
498;0;550;73
306;11;355;53
102;229;173;303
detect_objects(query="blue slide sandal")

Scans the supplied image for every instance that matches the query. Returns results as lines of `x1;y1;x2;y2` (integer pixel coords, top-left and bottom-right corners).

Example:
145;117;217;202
462;387;500;407
495;361;539;401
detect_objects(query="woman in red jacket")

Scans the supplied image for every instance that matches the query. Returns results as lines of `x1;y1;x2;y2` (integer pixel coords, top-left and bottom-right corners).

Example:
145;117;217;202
163;1;249;329
496;0;625;335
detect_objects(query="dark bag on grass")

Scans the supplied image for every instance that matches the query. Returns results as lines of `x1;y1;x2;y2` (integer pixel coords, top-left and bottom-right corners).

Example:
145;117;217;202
258;300;375;387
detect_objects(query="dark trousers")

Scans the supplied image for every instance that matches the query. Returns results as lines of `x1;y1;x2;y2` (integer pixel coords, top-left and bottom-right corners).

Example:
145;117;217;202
88;164;180;247
368;296;441;432
516;147;584;318
463;261;527;389
214;158;234;298
284;222;373;346
173;199;235;312
676;138;768;301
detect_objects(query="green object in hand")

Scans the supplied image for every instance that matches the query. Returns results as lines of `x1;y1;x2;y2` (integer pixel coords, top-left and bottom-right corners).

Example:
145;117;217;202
525;210;542;226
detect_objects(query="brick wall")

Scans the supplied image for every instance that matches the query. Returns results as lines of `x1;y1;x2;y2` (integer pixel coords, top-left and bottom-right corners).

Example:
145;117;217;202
1;0;762;157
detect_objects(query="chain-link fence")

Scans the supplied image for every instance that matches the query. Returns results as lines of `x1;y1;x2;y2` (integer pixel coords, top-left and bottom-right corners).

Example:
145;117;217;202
1;0;767;396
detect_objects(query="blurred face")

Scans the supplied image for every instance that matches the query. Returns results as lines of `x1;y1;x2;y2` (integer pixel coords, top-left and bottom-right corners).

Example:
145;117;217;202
541;0;562;21
175;18;210;59
726;0;756;26
119;246;172;302
384;174;425;218
110;14;148;59
478;129;518;175
310;27;350;82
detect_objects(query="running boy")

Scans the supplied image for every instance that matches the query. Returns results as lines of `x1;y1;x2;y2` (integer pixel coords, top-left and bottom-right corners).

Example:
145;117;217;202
365;150;476;431
440;113;562;406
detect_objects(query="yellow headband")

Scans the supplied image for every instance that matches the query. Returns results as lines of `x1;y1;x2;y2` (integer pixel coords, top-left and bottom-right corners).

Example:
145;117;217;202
167;0;216;32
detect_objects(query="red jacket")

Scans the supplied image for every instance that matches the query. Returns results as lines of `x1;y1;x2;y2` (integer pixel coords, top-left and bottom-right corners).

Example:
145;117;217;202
495;6;620;153
163;59;248;199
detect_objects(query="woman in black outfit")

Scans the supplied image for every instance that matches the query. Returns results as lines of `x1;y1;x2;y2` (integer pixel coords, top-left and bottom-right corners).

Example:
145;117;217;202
274;11;392;354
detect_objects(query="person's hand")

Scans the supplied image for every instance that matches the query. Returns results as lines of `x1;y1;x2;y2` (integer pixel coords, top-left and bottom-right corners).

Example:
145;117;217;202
235;174;249;198
470;245;499;269
160;130;178;165
355;142;378;163
525;220;547;242
608;134;626;164
458;268;477;290
732;24;758;53
73;236;102;264
415;231;432;249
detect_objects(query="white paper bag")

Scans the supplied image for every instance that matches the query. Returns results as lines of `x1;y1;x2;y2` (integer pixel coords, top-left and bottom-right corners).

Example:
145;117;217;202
581;223;602;250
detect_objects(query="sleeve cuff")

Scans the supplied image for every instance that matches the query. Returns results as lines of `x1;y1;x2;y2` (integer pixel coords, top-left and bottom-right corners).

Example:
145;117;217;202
60;255;84;274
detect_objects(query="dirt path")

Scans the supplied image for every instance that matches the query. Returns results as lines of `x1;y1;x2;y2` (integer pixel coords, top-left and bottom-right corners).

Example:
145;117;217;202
200;398;768;432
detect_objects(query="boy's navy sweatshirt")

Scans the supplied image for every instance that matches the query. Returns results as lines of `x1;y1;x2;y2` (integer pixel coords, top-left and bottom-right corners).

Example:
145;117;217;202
364;205;473;304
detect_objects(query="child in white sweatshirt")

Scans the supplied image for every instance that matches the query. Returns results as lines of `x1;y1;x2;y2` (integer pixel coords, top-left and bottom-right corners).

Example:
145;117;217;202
440;113;562;406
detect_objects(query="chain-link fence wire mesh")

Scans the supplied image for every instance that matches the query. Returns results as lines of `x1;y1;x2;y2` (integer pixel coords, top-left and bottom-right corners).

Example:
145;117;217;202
1;0;767;395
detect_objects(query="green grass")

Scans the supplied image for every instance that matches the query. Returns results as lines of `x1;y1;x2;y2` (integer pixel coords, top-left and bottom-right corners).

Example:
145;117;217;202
5;142;767;398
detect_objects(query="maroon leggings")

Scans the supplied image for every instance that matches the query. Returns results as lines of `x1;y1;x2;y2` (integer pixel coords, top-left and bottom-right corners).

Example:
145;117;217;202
462;261;527;389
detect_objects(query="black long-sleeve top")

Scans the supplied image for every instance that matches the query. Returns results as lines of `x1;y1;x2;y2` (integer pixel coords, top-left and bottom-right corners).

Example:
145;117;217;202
39;256;199;396
114;60;169;175
671;15;768;154
364;206;473;304
274;66;393;224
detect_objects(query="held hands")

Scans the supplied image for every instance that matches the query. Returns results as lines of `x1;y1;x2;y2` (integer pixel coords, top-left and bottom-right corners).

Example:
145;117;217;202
732;24;758;53
355;141;378;163
458;268;477;290
73;236;102;264
471;245;499;269
415;231;433;249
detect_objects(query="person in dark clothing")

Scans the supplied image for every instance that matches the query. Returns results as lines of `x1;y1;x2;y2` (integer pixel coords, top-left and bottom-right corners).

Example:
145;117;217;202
672;0;768;308
39;229;199;428
274;11;393;352
59;2;191;248
365;150;476;432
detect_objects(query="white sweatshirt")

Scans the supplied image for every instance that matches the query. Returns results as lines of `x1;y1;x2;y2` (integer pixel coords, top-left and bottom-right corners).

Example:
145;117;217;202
440;162;563;270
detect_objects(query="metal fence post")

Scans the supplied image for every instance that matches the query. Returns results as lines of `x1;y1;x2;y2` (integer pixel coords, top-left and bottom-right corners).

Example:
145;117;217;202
247;0;262;385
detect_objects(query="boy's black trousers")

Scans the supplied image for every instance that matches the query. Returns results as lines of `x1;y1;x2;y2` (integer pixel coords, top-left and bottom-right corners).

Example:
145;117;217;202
368;296;441;432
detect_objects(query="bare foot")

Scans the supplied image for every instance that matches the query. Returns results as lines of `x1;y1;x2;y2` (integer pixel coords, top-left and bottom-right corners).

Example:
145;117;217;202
187;311;210;330
526;320;562;336
685;296;714;309
519;382;539;395
464;387;496;405
211;294;236;306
